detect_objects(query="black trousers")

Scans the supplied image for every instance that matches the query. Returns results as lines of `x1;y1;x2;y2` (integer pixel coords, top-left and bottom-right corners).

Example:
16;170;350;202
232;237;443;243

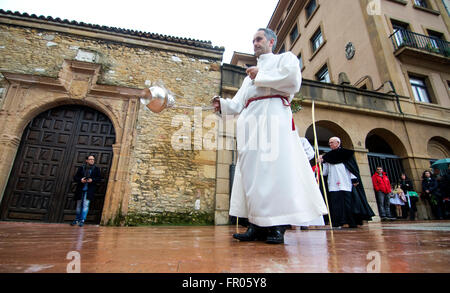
409;196;418;220
329;191;356;227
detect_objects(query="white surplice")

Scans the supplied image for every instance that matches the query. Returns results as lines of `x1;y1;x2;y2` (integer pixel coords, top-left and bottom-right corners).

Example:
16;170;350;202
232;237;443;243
322;162;357;192
221;52;328;227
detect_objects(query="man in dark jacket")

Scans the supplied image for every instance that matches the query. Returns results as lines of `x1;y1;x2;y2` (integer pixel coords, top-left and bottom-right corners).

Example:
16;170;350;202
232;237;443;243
71;155;102;227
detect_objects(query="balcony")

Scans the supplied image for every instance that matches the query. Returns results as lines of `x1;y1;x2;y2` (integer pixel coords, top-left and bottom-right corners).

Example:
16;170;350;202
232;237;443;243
389;29;450;64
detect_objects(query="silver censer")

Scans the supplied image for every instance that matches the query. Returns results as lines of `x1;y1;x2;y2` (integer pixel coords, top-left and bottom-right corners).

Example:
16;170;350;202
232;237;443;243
140;86;176;113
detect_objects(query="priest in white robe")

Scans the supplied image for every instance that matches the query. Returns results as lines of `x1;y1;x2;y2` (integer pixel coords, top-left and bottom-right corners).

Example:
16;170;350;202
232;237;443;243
212;28;328;244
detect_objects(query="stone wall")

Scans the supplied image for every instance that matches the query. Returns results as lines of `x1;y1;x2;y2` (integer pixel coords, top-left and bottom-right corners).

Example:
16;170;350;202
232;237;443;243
0;20;223;225
0;73;5;107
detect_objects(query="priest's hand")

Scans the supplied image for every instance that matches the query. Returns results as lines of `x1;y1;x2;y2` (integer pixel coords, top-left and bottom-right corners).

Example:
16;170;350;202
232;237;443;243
211;96;221;113
246;66;259;80
318;155;324;163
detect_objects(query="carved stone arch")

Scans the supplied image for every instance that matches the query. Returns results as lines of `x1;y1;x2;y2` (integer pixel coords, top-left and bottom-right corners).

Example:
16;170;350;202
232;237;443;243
0;60;142;225
365;128;408;157
0;104;116;223
15;97;122;143
365;128;409;183
304;120;354;150
427;136;450;159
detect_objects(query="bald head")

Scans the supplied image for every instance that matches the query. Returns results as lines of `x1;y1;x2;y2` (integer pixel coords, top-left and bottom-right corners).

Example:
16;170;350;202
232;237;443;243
328;137;341;150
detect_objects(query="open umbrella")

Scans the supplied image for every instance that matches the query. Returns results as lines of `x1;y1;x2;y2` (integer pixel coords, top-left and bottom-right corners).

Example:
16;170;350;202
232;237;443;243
431;158;450;176
431;158;450;169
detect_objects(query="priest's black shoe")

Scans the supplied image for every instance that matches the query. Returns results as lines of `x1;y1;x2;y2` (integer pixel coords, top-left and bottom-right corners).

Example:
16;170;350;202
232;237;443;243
233;224;267;241
266;226;285;244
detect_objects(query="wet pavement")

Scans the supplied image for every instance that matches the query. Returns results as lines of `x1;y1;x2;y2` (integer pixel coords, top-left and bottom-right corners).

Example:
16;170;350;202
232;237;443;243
0;220;449;273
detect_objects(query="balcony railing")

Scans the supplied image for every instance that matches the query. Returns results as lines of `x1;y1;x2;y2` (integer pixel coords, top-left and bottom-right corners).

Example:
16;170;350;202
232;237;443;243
389;29;450;58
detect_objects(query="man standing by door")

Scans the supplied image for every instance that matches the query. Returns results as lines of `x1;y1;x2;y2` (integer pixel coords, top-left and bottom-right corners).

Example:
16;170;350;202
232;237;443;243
372;166;395;221
71;155;101;227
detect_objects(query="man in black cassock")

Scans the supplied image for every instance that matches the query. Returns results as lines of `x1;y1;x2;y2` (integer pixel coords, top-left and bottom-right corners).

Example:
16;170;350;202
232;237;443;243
320;137;375;228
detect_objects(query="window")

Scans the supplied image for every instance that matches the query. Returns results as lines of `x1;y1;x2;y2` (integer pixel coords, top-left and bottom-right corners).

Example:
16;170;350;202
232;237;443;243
298;53;303;69
391;20;411;47
306;0;317;19
392;20;409;31
311;28;323;52
443;0;450;16
409;76;431;103
427;29;445;49
414;0;428;8
316;65;330;83
427;30;445;40
290;24;299;44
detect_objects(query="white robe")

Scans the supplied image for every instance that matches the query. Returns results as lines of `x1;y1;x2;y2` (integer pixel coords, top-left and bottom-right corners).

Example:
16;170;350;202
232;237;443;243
221;52;328;227
322;162;357;192
299;137;315;161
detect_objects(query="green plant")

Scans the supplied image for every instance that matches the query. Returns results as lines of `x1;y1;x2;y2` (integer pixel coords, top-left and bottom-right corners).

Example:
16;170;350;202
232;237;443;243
123;211;215;226
443;47;450;57
290;95;303;113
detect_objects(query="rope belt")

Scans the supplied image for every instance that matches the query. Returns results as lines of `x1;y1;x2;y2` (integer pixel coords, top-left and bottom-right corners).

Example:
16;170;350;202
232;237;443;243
244;95;295;131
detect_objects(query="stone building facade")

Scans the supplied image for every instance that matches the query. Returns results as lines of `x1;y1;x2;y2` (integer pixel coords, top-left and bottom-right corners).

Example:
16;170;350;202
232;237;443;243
0;10;224;225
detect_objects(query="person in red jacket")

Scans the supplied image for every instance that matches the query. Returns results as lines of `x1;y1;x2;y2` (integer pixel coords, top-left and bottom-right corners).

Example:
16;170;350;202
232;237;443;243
372;166;395;221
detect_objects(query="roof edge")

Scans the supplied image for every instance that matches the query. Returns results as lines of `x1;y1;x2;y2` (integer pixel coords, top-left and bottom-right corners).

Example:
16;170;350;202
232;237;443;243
0;9;225;54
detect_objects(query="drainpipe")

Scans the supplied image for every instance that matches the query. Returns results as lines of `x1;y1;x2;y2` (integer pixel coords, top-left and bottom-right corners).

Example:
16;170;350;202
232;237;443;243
386;80;403;115
372;80;404;115
219;64;224;98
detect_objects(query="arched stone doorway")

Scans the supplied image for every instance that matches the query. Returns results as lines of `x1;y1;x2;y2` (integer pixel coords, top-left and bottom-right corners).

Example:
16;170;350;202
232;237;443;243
0;105;115;224
304;120;354;152
427;137;450;161
365;129;407;184
427;136;450;177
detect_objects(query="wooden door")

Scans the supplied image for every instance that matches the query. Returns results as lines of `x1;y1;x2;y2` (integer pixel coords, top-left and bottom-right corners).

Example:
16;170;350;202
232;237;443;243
0;105;115;223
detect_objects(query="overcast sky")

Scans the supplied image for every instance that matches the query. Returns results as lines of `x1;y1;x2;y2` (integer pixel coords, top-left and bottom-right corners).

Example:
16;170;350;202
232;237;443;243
0;0;279;63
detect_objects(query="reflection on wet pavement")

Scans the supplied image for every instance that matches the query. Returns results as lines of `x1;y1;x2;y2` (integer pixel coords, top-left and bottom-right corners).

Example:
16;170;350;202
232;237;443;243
0;221;449;273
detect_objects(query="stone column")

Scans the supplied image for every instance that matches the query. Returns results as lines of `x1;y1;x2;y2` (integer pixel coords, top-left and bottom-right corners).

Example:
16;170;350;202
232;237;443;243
100;98;139;225
0;134;20;202
354;147;380;222
0;80;26;203
214;117;236;225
